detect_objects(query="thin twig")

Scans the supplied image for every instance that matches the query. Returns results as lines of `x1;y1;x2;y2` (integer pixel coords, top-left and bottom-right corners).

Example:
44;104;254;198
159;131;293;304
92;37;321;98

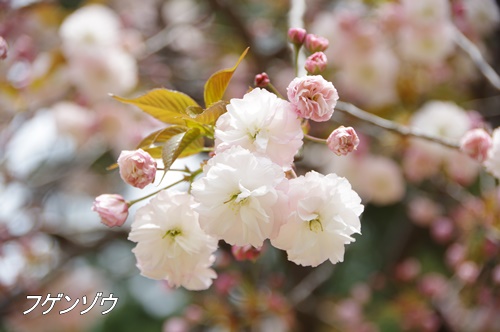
289;264;334;306
453;25;500;91
335;101;460;149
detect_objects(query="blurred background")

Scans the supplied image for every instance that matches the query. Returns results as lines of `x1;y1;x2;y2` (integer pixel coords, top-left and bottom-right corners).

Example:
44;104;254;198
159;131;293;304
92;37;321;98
1;0;500;331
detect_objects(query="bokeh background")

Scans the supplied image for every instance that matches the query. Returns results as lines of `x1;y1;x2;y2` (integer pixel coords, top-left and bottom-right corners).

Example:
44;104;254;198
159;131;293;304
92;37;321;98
1;0;500;331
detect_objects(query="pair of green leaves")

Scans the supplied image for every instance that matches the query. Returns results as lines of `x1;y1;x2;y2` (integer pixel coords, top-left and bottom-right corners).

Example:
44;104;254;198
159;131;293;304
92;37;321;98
112;48;248;173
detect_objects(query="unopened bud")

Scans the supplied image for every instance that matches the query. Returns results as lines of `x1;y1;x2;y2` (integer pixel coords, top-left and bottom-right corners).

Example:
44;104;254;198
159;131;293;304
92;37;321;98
327;126;359;156
254;72;270;87
287;27;307;46
304;52;327;74
231;244;261;261
304;34;329;53
92;194;129;227
0;37;8;60
459;128;492;162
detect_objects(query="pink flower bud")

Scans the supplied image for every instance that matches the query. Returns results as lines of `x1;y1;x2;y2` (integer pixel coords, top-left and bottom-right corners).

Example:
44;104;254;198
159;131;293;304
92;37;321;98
254;72;270;87
304;52;327;74
92;194;129;227
231;245;262;261
287;27;307;45
118;149;157;189
459;128;492;162
0;37;7;60
327;126;360;156
304;34;329;53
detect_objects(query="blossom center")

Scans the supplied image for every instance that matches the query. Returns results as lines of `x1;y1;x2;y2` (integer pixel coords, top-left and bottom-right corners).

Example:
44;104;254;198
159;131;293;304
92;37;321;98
308;218;324;233
162;228;182;239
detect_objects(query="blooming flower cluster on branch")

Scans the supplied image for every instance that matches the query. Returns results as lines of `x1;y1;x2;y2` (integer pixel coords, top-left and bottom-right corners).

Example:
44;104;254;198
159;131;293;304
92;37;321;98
92;35;366;289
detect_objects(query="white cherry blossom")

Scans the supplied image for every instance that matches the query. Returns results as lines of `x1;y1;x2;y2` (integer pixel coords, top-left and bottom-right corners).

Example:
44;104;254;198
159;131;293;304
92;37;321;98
191;146;287;247
215;88;303;169
128;191;217;290
272;171;363;267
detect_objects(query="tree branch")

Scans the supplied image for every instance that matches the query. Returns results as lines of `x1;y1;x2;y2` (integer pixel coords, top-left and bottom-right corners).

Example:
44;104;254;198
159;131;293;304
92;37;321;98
334;101;460;149
453;25;500;91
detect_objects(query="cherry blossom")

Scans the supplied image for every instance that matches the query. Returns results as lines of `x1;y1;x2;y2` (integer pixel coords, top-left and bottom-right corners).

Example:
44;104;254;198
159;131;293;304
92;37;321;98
287;75;339;122
117;149;157;189
191;146;287;247
271;171;363;267
215;88;303;169
484;127;500;179
128;191;218;290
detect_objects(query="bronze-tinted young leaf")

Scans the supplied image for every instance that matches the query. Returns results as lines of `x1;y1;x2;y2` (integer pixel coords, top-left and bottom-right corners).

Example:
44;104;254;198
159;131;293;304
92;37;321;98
185;105;204;117
143;136;203;159
195;100;228;126
113;89;200;125
203;47;249;107
136;126;188;150
162;128;202;172
135;126;188;158
183;118;212;136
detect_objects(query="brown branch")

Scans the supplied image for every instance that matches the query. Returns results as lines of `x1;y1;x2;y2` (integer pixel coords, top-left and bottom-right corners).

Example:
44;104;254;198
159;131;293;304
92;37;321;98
453;25;500;91
335;101;460;149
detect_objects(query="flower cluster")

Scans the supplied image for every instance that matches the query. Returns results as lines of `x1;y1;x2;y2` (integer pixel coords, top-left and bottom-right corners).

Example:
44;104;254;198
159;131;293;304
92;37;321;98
93;66;364;289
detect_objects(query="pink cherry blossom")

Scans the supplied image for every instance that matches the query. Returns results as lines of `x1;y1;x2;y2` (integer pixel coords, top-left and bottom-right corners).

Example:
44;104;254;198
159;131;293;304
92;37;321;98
484;127;500;179
118;149;157;189
459;128;492;162
287;75;338;122
327;126;359;156
92;194;129;227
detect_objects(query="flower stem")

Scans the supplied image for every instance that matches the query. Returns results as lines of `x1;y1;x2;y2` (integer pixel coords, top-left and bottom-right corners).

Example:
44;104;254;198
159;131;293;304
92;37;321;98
267;83;285;99
304;134;326;144
127;178;186;206
293;44;301;77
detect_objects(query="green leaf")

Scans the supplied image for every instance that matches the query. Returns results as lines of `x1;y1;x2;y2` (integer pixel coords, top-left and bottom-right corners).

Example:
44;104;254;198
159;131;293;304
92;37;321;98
137;126;188;149
113;89;200;125
135;126;189;158
195;100;229;126
203;47;249;107
185;105;204;117
162;128;202;172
